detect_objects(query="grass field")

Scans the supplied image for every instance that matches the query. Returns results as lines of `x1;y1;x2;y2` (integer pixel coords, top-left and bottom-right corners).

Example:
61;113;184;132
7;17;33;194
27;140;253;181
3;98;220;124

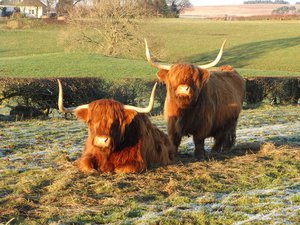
0;18;299;224
0;19;300;79
0;105;299;224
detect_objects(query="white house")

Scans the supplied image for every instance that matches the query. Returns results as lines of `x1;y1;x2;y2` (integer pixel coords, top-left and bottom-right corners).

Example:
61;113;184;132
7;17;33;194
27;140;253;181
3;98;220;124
0;0;46;18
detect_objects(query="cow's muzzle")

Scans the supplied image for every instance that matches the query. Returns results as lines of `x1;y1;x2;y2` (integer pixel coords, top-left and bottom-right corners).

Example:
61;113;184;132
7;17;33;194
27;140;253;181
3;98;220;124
175;85;192;97
93;136;111;148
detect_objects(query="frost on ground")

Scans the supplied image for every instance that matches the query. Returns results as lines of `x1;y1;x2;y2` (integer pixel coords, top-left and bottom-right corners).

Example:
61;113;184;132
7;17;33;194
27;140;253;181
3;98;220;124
180;121;300;154
0;105;299;224
1;106;299;171
232;183;300;225
132;182;300;225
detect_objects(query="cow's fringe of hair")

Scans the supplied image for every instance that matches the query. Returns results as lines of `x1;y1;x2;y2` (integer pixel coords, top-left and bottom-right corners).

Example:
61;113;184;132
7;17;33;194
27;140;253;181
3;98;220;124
75;100;175;173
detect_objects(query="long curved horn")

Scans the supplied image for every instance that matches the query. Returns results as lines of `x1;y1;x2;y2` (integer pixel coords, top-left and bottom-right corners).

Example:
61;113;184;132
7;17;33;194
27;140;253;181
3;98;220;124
57;79;89;113
144;39;171;71
198;40;226;69
124;82;157;113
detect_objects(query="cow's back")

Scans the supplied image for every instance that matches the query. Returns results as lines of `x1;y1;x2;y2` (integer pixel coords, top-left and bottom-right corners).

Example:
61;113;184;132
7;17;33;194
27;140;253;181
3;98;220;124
205;70;245;128
136;114;175;167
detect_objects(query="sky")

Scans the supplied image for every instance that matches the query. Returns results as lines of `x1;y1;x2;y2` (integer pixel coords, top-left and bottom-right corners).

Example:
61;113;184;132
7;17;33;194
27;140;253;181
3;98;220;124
190;0;297;6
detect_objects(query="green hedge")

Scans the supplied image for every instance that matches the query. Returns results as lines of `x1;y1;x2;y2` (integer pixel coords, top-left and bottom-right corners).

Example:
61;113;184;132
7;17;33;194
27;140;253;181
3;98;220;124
245;77;300;106
0;77;298;120
0;77;166;119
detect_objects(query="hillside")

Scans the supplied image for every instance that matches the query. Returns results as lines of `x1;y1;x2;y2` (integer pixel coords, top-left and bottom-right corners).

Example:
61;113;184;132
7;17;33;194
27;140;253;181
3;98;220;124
1;19;300;78
180;4;300;18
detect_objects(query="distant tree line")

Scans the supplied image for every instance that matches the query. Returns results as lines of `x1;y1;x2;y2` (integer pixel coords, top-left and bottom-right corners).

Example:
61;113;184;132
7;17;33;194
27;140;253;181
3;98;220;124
272;5;297;14
244;0;289;4
146;0;192;17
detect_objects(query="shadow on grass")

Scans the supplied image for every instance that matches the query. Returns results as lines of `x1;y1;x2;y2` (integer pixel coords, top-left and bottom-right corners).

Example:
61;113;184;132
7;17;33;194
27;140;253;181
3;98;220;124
184;37;300;67
173;137;300;165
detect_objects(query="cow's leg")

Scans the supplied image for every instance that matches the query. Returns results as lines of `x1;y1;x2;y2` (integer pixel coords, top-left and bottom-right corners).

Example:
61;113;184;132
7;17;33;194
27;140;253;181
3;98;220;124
167;118;182;153
115;162;146;173
211;133;226;153
222;132;236;152
170;132;182;152
222;120;237;152
193;135;206;159
76;154;94;173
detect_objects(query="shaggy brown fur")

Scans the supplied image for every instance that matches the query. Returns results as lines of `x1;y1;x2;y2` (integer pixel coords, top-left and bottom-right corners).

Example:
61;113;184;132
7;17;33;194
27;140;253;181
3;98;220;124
156;64;245;159
73;99;175;173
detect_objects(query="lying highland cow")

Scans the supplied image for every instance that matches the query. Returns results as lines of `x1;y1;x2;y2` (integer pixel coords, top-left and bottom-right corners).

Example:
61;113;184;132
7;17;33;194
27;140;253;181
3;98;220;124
57;80;175;173
145;40;245;159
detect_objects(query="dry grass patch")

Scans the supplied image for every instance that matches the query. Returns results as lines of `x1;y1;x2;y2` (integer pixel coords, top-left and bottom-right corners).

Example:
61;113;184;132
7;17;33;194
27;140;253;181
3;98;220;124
1;143;299;224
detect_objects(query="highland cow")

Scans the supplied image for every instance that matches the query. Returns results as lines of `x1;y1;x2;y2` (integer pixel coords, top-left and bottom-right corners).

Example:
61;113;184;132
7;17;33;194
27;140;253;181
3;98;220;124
145;40;245;159
57;79;175;173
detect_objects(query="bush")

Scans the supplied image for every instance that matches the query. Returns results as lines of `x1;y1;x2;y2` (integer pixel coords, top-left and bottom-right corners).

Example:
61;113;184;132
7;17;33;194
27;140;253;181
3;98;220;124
263;77;300;105
0;77;165;118
5;17;45;29
109;78;166;114
244;77;299;105
245;78;264;104
0;78;111;117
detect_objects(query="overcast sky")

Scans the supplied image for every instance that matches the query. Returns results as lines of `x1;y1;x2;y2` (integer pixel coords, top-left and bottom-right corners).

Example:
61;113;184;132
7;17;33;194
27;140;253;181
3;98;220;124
190;0;297;6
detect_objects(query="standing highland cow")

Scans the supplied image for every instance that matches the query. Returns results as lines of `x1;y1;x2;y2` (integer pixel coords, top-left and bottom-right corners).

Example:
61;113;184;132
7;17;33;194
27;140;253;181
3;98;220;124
57;80;175;173
145;40;245;159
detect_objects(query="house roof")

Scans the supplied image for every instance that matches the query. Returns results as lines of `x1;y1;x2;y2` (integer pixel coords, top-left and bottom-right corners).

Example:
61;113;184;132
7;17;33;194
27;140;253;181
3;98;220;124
0;0;45;7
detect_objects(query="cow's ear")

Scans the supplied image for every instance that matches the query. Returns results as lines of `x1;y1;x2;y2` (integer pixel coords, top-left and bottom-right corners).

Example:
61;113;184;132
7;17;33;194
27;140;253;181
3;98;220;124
123;109;138;125
199;68;210;83
74;108;89;122
156;69;168;83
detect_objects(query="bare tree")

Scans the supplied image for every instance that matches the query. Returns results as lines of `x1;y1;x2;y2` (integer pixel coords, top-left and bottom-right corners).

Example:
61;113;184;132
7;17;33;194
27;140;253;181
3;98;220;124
166;0;192;16
40;0;57;14
56;0;84;16
148;0;171;16
62;0;157;57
